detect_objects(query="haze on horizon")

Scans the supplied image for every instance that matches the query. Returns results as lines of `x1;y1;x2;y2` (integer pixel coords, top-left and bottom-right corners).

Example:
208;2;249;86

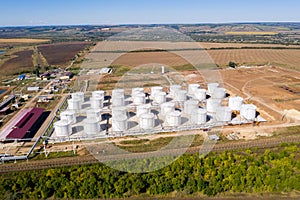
0;0;299;26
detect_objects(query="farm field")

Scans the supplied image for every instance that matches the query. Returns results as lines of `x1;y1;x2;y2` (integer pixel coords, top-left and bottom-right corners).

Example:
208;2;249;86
0;50;34;75
207;49;300;69
82;41;300;70
110;48;300;70
0;38;49;43
111;51;189;67
37;42;91;66
198;42;300;49
225;31;279;35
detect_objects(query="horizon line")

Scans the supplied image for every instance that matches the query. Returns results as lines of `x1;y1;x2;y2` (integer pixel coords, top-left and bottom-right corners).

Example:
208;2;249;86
1;21;300;28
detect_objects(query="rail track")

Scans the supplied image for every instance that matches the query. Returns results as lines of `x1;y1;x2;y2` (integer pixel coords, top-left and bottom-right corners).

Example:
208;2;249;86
1;134;300;174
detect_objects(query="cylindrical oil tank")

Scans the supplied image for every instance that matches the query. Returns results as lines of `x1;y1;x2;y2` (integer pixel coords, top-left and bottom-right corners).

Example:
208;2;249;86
132;88;144;97
154;92;166;104
68;98;81;111
194;89;207;101
90;97;104;109
136;104;151;117
183;100;199;115
206;99;221;113
112;115;128;132
86;108;102;121
240;104;257;121
175;90;187;102
60;110;76;124
112;89;125;97
207;83;219;94
83;117;100;135
112;106;127;118
188;84;200;95
133;93;145;105
228;96;244;111
151;86;163;97
160;102;175;116
72;92;85;103
212;88;226;99
112;95;125;107
166;111;181;127
170;85;182;96
216;107;232;122
54;120;71;137
139;113;155;130
92;90;105;100
191;109;207;124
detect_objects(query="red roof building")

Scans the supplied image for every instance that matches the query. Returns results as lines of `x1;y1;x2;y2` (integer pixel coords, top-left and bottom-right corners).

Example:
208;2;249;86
6;108;44;139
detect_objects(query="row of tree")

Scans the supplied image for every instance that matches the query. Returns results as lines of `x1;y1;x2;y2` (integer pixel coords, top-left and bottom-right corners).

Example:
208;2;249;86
1;144;300;199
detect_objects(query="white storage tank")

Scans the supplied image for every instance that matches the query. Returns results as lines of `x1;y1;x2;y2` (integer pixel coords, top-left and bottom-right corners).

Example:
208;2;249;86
191;109;207;124
68;98;82;111
92;90;105;100
90;97;104;109
170;85;182;96
240;104;257;121
139;113;155;130
207;83;219;94
132;88;144;97
194;89;207;101
86;108;102;121
212;88;226;99
54;120;72;137
206;99;221;113
136;104;151;117
83;117;100;135
183;100;199;115
112;106;127;118
112;95;125;107
175;90;187;102
112;89;125;97
166;111;181;127
188;84;200;96
112;115;128;132
133;93;145;105
60;110;76;124
228;96;244;111
216;107;232;122
72;92;85;103
151;86;163;97
160;102;175;116
154;92;167;104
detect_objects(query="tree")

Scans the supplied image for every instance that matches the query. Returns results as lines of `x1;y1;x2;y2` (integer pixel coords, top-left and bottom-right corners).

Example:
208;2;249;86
228;61;237;68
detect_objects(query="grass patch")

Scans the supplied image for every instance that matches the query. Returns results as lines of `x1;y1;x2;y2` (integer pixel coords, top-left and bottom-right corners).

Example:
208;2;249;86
116;137;174;153
173;64;195;71
119;139;150;145
30;150;77;160
110;65;132;76
273;126;300;136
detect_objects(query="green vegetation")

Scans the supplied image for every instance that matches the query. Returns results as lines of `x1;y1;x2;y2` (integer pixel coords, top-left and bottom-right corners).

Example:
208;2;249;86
228;61;238;68
116;137;174;153
110;65;132;77
30;150;77;160
1;143;300;199
273;126;300;136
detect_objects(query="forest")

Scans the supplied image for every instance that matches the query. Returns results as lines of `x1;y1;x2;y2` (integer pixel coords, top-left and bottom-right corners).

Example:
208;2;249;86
1;143;300;199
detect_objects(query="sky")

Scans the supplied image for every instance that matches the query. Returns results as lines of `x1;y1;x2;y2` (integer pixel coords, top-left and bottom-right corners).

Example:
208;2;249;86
0;0;299;26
